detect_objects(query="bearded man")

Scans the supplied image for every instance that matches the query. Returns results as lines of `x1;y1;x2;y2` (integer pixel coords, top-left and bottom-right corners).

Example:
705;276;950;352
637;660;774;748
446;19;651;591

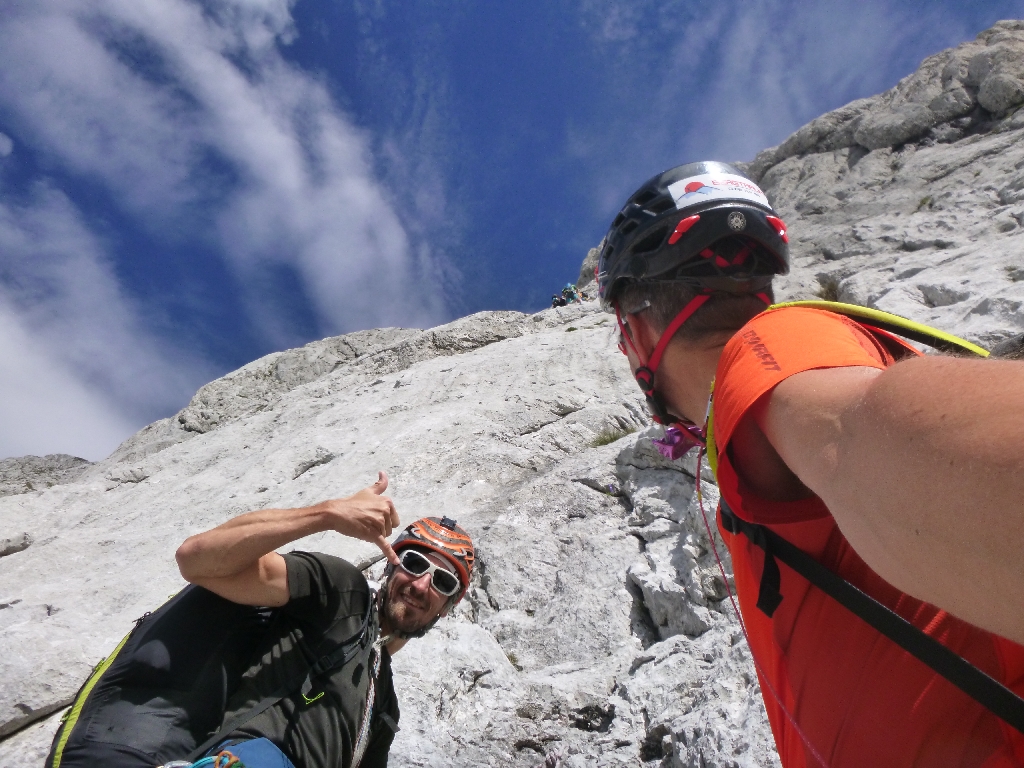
169;472;474;768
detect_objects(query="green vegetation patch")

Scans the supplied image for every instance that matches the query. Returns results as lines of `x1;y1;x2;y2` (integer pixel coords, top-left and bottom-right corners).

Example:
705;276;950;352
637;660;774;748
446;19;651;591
591;425;637;447
814;276;842;302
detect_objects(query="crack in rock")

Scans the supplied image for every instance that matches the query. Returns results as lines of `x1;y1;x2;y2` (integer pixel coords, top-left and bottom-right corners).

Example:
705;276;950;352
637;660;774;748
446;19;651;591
292;448;336;479
0;534;32;559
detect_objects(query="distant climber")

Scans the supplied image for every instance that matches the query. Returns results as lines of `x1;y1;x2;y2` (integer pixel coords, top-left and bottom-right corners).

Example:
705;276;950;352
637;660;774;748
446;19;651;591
596;160;1024;767
551;293;567;308
562;283;580;304
46;472;475;768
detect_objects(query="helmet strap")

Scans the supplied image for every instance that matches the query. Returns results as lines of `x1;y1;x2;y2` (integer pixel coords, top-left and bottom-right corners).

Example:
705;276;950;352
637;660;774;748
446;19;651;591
617;288;770;429
617;292;711;397
642;292;711;383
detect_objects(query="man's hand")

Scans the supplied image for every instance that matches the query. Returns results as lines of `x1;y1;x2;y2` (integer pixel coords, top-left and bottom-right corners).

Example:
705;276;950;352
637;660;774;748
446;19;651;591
322;471;401;565
176;472;402;607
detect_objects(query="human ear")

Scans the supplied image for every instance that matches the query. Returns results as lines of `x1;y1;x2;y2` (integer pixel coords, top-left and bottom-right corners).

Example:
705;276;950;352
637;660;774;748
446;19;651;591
624;311;660;361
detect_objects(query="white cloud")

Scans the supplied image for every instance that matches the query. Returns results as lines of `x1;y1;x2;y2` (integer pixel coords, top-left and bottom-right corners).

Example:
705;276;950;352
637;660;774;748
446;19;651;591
577;0;985;215
0;133;12;157
0;0;451;458
0;0;448;340
0;183;214;459
0;304;138;460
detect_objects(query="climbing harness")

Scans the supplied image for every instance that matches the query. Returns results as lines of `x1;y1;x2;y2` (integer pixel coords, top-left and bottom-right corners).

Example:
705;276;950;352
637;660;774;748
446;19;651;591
184;749;247;768
187;594;377;762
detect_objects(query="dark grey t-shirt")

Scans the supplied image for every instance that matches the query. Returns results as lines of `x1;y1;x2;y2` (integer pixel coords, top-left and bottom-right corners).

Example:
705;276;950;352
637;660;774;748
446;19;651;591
220;552;399;768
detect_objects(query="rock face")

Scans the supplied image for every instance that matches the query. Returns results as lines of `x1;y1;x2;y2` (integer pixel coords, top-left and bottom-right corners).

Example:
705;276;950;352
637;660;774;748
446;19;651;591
744;20;1024;348
0;303;775;768
4;20;1024;768
0;454;91;499
577;246;601;291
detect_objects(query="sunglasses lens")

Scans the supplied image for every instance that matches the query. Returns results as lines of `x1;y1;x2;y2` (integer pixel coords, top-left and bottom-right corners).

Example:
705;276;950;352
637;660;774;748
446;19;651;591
400;550;430;575
399;550;461;596
432;570;460;596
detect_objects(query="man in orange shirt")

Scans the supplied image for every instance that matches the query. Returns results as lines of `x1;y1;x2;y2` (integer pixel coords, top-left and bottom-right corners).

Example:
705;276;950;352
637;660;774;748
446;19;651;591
597;161;1024;767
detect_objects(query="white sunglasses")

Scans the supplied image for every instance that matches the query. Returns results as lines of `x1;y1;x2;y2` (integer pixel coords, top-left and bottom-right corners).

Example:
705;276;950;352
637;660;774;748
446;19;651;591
397;550;461;596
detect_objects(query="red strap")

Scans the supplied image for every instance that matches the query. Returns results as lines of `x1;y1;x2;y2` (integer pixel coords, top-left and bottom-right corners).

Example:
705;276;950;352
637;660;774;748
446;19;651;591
646;293;711;374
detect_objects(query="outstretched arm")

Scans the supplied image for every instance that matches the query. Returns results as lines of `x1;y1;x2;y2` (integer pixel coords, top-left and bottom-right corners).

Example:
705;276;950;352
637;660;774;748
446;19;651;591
748;356;1024;645
175;472;401;607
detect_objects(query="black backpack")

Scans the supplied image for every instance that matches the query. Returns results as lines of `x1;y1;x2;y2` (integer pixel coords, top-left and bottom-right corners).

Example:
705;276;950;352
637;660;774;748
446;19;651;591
46;583;376;768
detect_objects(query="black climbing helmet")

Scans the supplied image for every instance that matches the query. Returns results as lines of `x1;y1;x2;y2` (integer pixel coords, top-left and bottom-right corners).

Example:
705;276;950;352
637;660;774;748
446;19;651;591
597;161;790;308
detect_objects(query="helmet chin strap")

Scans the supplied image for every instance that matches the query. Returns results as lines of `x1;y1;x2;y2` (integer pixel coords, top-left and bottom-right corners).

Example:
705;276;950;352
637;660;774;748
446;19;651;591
617;293;712;427
616;288;774;428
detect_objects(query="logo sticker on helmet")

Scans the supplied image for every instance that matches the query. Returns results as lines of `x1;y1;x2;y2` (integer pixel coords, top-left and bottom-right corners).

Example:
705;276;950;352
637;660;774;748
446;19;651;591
667;174;770;210
727;212;747;231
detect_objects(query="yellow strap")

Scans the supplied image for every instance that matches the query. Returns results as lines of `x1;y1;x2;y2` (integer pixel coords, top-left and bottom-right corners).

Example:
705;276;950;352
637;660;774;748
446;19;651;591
50;631;133;768
703;301;987;481
768;300;989;358
705;381;719;478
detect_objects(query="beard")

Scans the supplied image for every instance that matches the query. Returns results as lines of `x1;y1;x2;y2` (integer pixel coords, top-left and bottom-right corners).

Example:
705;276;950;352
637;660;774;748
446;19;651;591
383;578;441;634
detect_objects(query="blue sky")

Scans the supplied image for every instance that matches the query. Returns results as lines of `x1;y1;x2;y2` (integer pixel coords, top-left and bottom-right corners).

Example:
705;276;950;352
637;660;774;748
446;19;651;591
0;0;1021;460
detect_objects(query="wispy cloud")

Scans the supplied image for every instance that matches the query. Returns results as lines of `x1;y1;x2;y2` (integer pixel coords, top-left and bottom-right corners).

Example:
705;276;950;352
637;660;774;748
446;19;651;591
0;181;213;459
0;0;449;458
575;0;993;216
0;302;138;460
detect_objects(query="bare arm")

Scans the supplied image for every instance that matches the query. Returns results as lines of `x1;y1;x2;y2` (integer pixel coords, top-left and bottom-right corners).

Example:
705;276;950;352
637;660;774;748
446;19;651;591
748;356;1024;644
175;472;401;607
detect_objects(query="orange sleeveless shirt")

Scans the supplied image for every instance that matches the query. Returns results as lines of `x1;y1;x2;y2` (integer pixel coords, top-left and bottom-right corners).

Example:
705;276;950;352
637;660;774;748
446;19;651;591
711;307;1024;768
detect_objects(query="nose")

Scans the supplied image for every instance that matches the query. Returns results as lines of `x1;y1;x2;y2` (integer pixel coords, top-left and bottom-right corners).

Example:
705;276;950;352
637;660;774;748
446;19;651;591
409;571;433;595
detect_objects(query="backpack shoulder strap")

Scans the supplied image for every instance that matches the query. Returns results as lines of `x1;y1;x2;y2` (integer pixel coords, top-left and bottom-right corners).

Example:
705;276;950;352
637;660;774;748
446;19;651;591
768;300;989;357
706;301;987;482
188;594;377;761
718;499;1024;735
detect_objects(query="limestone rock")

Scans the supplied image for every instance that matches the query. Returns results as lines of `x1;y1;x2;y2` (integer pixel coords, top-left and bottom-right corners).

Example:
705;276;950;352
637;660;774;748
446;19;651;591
978;72;1024;114
0;454;91;498
577;245;601;291
746;24;1024;351
5;20;1024;768
854;104;937;150
0;533;33;559
928;87;976;123
749;19;1024;175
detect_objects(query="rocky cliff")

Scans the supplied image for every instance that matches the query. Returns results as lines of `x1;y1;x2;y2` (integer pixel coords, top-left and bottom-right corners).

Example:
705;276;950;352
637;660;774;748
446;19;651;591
3;21;1024;768
752;19;1024;345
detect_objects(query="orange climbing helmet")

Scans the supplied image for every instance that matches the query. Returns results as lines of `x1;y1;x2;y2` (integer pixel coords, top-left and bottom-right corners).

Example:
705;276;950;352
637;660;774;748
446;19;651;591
390;516;475;603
